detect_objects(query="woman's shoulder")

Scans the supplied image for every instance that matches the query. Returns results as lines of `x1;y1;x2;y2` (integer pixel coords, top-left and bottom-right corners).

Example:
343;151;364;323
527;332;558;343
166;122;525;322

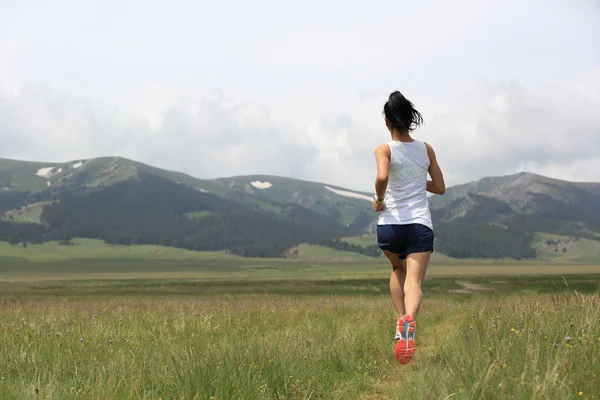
422;141;435;155
374;143;392;155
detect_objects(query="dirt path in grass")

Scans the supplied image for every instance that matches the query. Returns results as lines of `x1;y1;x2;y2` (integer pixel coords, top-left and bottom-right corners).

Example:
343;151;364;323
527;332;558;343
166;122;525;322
362;311;465;399
451;280;490;294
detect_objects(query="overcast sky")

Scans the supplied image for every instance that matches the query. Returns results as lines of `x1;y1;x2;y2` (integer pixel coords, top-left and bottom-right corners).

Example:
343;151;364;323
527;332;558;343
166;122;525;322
1;0;598;191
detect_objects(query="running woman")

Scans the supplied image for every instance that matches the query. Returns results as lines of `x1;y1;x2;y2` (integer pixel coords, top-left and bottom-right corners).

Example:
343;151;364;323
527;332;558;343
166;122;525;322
372;91;445;364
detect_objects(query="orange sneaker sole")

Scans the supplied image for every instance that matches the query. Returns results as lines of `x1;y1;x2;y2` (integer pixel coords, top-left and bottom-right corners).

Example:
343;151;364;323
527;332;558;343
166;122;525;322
394;314;416;364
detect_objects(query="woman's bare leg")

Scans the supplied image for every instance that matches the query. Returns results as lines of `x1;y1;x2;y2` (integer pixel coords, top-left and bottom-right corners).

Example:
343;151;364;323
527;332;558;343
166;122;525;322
404;251;431;318
383;250;406;318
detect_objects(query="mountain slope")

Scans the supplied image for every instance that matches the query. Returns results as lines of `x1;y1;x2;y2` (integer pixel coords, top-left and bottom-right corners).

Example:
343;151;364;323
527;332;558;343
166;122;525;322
215;175;372;226
430;172;600;259
430;172;600;233
1;157;599;260
430;172;600;211
38;173;349;257
0;158;55;192
0;157;373;229
0;157;372;257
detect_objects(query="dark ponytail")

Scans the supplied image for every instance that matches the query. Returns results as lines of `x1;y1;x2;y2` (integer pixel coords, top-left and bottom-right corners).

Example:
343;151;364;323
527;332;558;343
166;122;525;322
383;91;423;132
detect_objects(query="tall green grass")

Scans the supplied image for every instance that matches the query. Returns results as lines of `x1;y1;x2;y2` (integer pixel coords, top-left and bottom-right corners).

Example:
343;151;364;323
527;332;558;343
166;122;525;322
0;284;598;399
399;289;600;399
0;296;397;399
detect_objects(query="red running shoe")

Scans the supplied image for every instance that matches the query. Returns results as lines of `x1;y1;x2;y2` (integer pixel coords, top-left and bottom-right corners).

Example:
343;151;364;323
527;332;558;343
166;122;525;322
394;314;416;364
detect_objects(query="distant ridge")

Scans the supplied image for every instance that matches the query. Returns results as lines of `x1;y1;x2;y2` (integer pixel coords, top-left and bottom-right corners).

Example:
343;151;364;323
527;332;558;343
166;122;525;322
1;156;599;261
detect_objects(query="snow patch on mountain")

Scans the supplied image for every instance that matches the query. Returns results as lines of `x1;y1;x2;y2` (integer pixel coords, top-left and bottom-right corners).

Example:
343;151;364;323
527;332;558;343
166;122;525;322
251;181;273;189
324;186;371;201
36;167;54;178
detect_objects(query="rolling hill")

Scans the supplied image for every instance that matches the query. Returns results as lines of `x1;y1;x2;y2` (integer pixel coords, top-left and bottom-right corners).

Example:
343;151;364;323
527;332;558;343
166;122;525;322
0;157;373;226
1;157;599;261
0;157;374;257
428;172;600;259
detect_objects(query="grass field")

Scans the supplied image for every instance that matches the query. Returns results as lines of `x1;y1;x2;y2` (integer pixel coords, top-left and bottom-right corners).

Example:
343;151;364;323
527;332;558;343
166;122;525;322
0;240;599;399
292;244;373;261
341;233;600;264
341;233;377;247
533;233;600;264
0;276;598;399
0;239;241;262
1;201;50;224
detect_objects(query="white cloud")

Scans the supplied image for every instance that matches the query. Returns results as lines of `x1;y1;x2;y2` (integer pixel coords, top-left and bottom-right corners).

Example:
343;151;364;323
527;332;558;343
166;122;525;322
0;1;598;191
421;80;600;185
0;84;317;180
139;96;317;180
0;83;136;161
1;78;599;192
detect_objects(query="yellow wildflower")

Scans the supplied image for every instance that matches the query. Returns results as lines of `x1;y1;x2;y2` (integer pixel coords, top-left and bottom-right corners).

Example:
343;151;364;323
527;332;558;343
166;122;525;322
502;363;508;368
578;392;583;396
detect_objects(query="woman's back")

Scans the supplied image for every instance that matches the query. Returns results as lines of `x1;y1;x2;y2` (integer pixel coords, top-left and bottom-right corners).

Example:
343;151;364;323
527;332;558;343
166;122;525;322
377;140;432;229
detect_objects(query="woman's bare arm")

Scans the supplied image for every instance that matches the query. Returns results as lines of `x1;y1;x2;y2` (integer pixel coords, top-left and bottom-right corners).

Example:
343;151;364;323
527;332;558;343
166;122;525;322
425;142;445;195
374;144;391;199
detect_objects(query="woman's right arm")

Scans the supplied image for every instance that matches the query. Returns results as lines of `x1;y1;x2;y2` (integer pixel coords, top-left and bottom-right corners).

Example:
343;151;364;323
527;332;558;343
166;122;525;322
425;142;445;195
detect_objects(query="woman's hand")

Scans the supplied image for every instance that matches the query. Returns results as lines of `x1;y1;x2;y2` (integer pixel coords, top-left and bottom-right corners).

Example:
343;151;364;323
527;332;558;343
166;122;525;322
372;200;385;212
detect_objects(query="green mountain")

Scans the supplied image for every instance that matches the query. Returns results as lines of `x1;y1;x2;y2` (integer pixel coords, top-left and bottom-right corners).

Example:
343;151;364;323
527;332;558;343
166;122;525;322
0;157;373;224
430;172;600;233
0;157;374;257
1;158;599;261
430;172;600;211
429;172;600;259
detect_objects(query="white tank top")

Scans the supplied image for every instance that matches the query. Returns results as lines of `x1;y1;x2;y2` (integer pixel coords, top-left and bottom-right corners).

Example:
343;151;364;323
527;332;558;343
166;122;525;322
377;140;433;230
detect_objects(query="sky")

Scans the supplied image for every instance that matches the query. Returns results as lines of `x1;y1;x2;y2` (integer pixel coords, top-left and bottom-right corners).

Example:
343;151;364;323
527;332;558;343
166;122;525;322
1;0;599;191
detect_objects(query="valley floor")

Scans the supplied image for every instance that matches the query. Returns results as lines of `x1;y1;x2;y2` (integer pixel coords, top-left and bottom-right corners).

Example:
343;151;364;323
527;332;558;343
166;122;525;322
0;239;599;399
0;275;598;399
1;238;600;283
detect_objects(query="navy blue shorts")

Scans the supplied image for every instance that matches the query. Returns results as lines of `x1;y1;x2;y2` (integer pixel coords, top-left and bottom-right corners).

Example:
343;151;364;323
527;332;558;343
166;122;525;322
377;224;434;259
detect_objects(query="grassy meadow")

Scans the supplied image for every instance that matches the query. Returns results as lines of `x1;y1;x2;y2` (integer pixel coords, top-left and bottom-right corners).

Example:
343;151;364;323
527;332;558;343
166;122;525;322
0;239;599;399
